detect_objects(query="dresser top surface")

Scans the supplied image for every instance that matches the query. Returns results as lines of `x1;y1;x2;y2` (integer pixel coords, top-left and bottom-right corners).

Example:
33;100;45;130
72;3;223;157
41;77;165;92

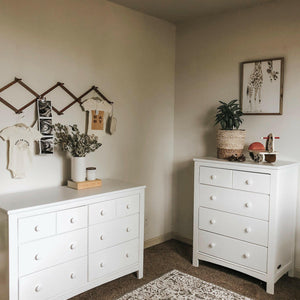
0;179;145;215
193;157;300;170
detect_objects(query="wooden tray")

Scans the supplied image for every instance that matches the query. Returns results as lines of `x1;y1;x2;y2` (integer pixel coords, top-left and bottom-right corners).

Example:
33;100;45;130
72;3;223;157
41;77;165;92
67;179;102;190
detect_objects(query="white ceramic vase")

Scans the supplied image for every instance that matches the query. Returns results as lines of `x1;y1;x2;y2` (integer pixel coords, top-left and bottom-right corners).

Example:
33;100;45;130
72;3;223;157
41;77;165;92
71;157;86;182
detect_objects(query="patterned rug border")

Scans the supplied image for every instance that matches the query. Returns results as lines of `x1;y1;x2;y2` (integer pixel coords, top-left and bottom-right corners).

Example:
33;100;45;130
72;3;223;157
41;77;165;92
117;269;252;300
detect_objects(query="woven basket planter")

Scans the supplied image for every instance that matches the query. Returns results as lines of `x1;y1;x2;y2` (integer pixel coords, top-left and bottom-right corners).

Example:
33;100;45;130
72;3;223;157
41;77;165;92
216;129;246;159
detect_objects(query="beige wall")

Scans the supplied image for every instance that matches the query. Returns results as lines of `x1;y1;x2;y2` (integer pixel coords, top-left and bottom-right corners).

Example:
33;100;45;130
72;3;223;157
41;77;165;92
0;0;175;241
175;0;300;272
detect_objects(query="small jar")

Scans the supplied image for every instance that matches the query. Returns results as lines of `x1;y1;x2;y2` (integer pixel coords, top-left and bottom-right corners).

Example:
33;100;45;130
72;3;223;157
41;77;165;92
86;167;96;181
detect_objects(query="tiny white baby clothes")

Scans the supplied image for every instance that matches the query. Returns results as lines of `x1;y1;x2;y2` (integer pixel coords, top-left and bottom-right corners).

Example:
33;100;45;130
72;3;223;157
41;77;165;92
81;97;112;139
0;124;42;178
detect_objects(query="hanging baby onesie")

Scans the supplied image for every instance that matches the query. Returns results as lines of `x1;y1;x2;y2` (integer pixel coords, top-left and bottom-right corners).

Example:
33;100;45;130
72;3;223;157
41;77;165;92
0;124;42;178
81;96;112;139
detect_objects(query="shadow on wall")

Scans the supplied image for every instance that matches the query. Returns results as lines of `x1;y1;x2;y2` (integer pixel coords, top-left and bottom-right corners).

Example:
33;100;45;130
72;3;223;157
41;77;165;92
202;106;217;157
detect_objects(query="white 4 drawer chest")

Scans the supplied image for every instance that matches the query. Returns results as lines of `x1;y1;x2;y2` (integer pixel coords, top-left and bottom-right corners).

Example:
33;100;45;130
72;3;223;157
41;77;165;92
193;157;299;294
0;179;145;300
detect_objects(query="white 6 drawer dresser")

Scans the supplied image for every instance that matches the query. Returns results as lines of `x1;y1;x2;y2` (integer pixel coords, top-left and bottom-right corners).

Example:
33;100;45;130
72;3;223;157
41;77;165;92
193;157;299;294
0;179;145;300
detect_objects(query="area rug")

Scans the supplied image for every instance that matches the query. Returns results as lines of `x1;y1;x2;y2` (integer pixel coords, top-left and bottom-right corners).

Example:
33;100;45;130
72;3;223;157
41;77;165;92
118;270;252;300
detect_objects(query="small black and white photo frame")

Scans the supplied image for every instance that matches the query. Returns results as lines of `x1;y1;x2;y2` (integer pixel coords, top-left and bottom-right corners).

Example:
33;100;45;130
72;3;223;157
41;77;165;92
37;98;54;155
40;137;54;154
240;57;284;115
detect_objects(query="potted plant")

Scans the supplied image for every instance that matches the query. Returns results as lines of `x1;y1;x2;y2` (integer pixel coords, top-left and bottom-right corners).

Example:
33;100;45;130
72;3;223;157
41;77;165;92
215;99;245;159
53;123;102;182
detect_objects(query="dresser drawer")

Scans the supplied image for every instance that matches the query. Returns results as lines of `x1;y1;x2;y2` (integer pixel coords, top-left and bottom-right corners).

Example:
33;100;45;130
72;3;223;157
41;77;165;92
199;207;269;246
89;214;139;252
89;200;116;225
19;256;87;300
199;167;232;188
198;230;267;272
116;194;139;217
233;171;270;194
19;228;87;276
89;239;139;281
18;213;56;244
57;206;87;233
199;185;270;221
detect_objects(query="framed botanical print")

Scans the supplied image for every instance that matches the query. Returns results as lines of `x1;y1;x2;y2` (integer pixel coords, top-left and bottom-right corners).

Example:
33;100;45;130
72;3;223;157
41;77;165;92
240;58;284;115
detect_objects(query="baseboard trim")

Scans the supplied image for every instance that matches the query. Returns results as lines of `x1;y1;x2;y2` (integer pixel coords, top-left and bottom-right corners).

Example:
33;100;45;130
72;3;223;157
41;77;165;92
144;232;192;249
295;267;300;279
144;232;173;249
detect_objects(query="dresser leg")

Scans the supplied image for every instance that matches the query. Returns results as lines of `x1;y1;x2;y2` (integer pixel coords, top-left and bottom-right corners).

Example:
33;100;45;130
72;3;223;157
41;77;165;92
288;268;294;277
266;282;274;294
137;269;143;279
192;257;199;267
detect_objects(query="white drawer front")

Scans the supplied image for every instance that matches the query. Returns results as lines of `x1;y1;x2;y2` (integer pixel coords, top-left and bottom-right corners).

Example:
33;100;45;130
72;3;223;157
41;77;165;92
57;206;87;233
200;167;232;188
116;194;140;217
198;230;267;272
199;185;270;221
89;200;116;225
19;256;87;300
18;213;56;244
233;171;270;194
19;228;87;276
199;207;269;246
89;214;139;252
89;239;139;281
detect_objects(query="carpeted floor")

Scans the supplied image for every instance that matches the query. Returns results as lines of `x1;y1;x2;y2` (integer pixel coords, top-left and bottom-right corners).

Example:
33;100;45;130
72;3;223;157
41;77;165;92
72;239;300;300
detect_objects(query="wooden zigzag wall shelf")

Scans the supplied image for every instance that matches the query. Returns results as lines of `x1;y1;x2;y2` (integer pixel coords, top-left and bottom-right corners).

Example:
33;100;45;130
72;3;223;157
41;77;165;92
0;77;113;115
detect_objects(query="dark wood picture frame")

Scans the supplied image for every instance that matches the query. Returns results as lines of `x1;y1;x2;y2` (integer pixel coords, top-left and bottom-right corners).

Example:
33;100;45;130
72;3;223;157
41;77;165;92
240;57;284;115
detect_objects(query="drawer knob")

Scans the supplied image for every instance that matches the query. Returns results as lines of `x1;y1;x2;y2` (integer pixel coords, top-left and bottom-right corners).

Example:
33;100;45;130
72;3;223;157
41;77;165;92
209;243;216;248
126;204;130;209
245;202;252;208
34;225;40;232
243;253;250;259
70;217;76;224
126;227;131;232
100;210;105;216
35;285;41;292
245;179;253;186
210;175;217;180
245;227;252;233
70;273;76;279
210;195;216;201
70;243;76;250
126;253;129;258
34;254;41;261
209;219;216;225
100;235;104;240
100;262;104;268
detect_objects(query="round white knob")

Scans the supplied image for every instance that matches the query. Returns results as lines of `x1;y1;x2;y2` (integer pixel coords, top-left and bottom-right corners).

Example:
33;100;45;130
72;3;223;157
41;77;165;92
245;227;252;233
70;273;76;279
35;285;41;292
100;235;104;240
126;204;130;209
34;254;41;261
209;243;216;248
126;227;131;232
210;175;216;180
243;253;250;259
245;202;252;208
245;179;253;186
209;219;216;225
126;253;129;258
100;262;104;268
70;217;75;224
210;195;216;201
34;225;40;232
70;244;76;250
100;210;105;216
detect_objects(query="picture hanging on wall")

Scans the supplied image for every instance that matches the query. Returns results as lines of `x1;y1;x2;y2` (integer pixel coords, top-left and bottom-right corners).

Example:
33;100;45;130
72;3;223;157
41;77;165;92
240;57;284;115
